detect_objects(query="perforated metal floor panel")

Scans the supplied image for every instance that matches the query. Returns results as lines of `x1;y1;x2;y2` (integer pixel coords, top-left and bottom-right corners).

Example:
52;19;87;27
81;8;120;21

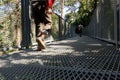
0;46;120;80
0;36;120;80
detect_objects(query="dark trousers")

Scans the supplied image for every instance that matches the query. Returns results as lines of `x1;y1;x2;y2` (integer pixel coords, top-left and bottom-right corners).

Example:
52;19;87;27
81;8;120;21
31;1;52;38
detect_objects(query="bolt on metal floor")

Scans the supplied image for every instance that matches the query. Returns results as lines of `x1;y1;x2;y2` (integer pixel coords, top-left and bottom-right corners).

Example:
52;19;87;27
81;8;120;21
0;36;120;80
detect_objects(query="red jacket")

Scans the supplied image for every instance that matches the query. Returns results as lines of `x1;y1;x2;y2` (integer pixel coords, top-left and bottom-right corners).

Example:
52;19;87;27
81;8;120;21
47;0;55;8
46;0;55;14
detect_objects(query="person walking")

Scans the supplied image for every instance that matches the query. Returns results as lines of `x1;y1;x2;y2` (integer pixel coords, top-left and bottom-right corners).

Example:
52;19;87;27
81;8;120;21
31;0;55;51
75;24;83;37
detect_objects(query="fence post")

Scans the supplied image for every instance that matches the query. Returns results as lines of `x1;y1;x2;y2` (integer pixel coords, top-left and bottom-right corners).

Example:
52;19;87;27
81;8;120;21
58;16;61;40
21;0;31;49
119;0;120;43
117;0;120;44
114;0;118;49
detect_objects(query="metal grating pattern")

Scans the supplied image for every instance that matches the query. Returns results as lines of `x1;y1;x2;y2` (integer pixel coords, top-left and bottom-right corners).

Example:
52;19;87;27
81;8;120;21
0;46;120;80
0;36;119;80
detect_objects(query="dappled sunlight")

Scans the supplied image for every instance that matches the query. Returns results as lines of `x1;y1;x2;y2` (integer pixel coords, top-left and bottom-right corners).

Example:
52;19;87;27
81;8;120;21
83;50;100;53
87;43;102;46
60;39;78;43
11;59;44;65
48;45;73;48
0;36;111;69
0;60;10;68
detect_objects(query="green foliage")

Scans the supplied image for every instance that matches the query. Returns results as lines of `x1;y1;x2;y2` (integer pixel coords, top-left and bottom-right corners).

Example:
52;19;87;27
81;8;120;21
64;0;79;6
61;0;99;26
73;0;99;26
0;0;21;48
0;25;3;29
53;0;80;16
0;73;5;80
0;0;12;5
65;13;73;23
52;13;59;40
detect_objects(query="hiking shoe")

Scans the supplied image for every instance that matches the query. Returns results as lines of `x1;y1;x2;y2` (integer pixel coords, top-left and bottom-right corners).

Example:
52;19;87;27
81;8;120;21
36;46;42;51
36;38;46;49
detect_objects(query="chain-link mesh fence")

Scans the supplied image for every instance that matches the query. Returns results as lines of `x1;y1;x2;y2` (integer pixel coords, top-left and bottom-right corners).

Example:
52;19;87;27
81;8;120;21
54;14;74;40
83;0;120;45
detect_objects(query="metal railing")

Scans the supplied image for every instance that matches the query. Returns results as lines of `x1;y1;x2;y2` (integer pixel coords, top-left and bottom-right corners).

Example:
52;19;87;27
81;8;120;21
55;13;74;40
83;0;120;48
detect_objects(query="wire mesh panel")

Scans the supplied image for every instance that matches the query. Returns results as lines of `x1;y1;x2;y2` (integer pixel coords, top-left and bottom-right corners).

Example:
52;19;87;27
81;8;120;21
53;14;74;40
0;46;120;80
84;0;118;43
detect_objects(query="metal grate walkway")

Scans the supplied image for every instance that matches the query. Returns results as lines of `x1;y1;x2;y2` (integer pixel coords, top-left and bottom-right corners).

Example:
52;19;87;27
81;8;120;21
0;36;120;80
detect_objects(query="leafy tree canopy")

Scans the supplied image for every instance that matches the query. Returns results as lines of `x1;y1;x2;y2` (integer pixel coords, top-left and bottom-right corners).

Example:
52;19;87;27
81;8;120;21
63;0;99;26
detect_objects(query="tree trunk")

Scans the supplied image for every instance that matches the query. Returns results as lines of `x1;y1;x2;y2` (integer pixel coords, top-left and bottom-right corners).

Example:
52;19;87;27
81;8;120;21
61;0;64;18
60;0;65;38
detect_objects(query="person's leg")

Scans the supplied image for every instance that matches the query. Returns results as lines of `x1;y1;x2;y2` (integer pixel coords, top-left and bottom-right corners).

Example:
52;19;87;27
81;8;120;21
36;13;52;51
35;24;48;51
31;1;47;51
79;33;81;37
80;33;81;37
36;29;48;50
35;25;43;51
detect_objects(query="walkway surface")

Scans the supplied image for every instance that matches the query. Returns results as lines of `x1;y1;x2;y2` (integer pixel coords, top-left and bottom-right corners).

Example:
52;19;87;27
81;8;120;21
0;36;120;80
